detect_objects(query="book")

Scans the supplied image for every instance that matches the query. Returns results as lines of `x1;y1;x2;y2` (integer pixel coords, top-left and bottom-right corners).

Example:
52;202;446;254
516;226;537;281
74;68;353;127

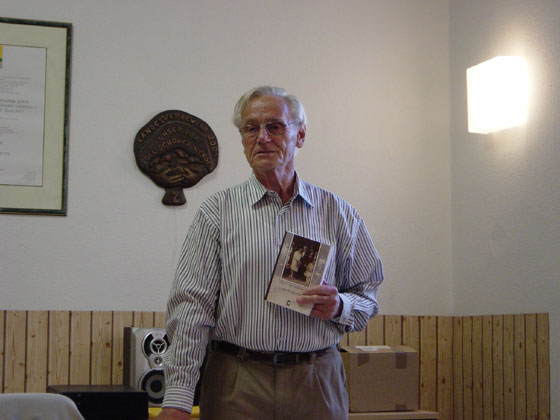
265;231;333;315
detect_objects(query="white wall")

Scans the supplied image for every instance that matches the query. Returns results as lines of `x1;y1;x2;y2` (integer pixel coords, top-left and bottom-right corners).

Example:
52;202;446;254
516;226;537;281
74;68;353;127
0;0;452;315
450;0;560;415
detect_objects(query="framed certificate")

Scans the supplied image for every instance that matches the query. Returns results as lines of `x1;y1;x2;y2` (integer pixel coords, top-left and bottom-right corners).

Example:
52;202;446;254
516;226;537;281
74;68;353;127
0;17;71;215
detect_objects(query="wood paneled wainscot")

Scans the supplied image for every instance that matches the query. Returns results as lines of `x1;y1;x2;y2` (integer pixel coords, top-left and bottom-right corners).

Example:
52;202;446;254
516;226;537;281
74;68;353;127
0;311;550;420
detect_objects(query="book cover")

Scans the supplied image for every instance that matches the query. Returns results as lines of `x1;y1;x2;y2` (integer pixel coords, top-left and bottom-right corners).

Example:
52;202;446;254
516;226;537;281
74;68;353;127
265;231;333;315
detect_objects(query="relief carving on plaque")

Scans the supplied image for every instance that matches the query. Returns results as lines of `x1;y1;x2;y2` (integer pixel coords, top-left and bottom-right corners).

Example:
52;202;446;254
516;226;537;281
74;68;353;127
134;110;219;206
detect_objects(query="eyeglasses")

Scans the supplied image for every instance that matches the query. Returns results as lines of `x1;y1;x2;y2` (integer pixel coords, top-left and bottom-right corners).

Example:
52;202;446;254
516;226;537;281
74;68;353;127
240;121;299;140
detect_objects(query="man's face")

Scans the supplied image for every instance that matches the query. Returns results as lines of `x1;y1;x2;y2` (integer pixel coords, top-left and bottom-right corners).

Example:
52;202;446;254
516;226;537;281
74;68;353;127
240;95;305;173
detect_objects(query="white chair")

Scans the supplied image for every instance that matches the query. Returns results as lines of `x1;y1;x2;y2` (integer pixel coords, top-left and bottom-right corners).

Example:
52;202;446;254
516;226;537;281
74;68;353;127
0;393;85;420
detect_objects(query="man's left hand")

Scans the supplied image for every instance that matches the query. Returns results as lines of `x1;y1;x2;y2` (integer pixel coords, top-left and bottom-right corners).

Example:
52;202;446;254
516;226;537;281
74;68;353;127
296;285;342;320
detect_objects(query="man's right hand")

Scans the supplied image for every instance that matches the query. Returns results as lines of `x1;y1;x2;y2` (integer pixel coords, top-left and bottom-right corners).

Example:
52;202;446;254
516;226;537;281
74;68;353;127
155;407;190;420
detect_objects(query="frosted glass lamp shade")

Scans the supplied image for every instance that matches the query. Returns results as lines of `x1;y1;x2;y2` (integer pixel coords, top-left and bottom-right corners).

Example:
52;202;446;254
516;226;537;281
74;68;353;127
467;56;528;134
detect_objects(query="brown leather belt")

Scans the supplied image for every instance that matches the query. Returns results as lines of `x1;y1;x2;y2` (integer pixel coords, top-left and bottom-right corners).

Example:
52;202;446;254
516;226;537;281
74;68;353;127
211;340;332;367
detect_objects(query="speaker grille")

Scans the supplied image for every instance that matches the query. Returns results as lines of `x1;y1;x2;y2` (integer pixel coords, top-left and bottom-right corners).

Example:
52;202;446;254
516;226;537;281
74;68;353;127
139;369;165;406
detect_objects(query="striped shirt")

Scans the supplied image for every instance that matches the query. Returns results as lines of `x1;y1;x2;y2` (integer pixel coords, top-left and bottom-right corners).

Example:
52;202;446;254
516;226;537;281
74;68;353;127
163;173;384;412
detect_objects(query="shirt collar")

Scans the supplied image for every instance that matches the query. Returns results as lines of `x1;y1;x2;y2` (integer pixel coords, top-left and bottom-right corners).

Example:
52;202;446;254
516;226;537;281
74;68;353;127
294;173;314;207
247;172;315;207
247;172;269;205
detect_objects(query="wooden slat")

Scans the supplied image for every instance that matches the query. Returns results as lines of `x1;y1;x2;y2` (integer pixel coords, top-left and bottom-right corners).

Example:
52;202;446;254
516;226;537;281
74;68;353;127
4;310;27;393
402;316;420;351
0;311;4;393
402;315;420;410
154;312;166;329
453;317;463;420
503;315;515;420
420;316;437;411
70;311;91;384
91;311;112;385
134;311;154;328
26;310;48;392
537;313;550;420
514;314;527;420
493;315;504;420
437;316;453;420
525;314;538;420
482;315;493;420
48;311;70;386
462;317;473;420
385;315;402;345
472;316;483;420
112;311;134;385
366;315;384;345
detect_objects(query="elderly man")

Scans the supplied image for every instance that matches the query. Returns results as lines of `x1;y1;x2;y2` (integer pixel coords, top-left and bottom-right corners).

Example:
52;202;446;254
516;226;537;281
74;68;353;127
157;86;383;420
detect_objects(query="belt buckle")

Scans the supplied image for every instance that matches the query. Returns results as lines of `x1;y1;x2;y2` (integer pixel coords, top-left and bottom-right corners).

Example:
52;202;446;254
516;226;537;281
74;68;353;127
271;352;301;366
272;353;283;366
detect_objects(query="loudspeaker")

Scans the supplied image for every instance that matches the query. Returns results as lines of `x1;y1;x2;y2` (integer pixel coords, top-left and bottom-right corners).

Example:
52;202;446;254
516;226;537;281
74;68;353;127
123;327;169;406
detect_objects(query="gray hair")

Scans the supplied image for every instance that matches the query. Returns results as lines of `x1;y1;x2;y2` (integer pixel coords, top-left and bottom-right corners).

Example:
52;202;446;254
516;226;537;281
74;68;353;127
232;86;307;129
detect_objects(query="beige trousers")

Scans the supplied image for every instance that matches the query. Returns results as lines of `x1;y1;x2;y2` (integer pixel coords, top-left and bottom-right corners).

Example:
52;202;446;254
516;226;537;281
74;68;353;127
199;346;348;420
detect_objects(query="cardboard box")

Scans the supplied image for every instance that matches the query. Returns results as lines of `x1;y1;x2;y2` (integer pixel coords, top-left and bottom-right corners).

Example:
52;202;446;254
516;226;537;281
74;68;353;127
340;345;418;412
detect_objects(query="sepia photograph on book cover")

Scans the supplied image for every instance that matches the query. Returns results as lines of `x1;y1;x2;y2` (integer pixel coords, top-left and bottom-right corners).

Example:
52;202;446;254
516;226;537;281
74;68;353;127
265;231;333;316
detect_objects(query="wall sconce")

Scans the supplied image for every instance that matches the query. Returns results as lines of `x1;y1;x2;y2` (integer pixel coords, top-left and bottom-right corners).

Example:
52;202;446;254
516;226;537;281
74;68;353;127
467;56;528;134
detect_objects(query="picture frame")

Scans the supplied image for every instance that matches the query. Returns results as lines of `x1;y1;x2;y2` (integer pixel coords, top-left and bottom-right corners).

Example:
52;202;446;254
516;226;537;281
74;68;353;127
0;17;72;215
